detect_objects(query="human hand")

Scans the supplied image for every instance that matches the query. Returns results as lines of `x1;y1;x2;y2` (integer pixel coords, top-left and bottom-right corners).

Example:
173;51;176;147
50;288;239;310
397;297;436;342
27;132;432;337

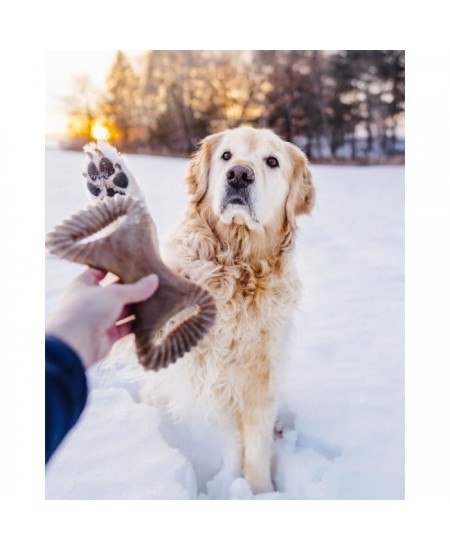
46;268;159;368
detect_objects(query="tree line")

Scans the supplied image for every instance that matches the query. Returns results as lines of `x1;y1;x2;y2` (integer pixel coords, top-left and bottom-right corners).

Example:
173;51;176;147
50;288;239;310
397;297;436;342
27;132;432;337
64;50;405;162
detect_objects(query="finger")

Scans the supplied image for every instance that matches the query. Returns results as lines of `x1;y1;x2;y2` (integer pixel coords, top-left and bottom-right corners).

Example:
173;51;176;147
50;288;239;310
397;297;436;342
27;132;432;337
111;320;134;341
108;316;136;343
115;304;135;326
114;305;134;325
115;314;135;327
113;274;159;304
76;268;107;286
100;272;120;287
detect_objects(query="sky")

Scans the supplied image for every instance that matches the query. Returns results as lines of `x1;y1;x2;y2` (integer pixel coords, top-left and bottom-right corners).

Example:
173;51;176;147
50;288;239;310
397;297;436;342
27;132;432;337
45;51;143;137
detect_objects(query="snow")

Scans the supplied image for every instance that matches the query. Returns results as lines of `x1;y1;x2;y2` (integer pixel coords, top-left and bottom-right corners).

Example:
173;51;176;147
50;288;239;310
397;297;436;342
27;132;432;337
45;148;404;499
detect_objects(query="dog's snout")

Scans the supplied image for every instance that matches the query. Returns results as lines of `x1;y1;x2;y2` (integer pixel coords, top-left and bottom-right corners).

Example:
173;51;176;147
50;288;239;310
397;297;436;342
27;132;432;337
226;164;255;189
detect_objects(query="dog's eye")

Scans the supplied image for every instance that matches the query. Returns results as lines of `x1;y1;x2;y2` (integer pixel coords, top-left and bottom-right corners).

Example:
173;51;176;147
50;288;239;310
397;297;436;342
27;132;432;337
221;151;232;161
266;156;279;168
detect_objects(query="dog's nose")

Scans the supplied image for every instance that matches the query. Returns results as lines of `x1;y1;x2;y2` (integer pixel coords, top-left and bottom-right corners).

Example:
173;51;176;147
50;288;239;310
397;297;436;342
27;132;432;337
226;164;255;189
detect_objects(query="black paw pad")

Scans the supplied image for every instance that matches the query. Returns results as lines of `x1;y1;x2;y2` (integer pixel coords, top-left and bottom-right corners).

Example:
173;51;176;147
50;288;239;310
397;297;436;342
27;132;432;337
88;162;100;181
106;188;125;197
87;181;101;197
99;157;115;178
113;172;128;189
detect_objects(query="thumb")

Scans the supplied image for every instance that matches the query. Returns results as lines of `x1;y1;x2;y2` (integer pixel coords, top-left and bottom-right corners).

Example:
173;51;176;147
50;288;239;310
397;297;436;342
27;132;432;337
114;274;159;304
75;268;107;286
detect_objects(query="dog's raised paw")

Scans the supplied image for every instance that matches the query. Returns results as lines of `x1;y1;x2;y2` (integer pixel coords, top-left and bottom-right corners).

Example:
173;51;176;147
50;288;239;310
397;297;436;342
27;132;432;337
82;141;143;202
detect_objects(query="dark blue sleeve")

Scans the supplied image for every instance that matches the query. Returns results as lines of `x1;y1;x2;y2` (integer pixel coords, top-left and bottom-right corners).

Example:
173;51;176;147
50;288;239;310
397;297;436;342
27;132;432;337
45;336;88;464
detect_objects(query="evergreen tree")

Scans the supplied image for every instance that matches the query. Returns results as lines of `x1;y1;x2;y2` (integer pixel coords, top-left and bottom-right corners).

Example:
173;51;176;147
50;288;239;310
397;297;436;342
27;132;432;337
66;49;405;161
101;51;141;149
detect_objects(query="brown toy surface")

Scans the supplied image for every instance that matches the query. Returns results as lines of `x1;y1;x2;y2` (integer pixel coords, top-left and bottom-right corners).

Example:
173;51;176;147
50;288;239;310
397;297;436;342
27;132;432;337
46;194;217;371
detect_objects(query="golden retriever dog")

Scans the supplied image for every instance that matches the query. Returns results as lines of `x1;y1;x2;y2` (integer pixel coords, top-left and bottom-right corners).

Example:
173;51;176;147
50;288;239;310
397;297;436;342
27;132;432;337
83;127;314;494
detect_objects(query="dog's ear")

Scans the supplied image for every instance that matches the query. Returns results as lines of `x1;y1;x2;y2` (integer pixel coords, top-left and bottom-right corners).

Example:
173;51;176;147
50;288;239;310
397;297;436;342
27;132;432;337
285;142;315;222
186;132;223;203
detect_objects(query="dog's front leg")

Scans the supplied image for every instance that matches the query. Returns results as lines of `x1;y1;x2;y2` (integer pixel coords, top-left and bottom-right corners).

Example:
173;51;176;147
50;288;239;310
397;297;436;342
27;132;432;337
239;365;276;494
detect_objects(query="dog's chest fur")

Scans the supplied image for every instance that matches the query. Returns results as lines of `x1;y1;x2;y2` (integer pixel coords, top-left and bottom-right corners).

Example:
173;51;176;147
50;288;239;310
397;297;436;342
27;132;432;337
163;224;299;367
201;260;297;360
150;218;300;417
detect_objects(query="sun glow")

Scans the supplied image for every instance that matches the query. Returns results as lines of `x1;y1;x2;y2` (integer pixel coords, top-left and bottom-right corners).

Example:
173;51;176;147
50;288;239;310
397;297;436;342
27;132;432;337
91;123;110;140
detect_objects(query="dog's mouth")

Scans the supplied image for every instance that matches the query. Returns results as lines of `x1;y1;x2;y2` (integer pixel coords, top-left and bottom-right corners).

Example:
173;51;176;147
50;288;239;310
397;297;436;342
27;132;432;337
227;196;246;206
220;192;259;224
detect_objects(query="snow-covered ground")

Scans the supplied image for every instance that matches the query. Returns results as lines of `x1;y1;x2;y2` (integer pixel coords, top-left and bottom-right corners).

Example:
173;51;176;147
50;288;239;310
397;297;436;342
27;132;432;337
45;148;404;500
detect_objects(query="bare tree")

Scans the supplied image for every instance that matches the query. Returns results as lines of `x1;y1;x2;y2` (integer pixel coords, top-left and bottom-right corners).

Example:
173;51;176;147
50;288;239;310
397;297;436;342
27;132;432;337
63;75;99;139
63;50;404;162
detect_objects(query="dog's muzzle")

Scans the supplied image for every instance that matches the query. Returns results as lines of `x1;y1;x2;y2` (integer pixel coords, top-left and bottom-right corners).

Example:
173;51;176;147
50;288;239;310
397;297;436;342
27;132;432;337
223;164;255;208
220;164;259;223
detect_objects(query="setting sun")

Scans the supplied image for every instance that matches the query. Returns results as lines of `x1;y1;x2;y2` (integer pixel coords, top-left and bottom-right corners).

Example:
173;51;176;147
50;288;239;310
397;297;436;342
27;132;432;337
91;123;109;141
